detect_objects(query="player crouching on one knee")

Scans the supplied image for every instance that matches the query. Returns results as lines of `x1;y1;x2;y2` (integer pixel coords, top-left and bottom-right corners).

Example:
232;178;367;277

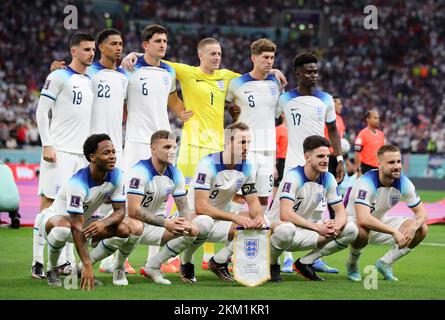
268;135;358;282
38;134;132;290
104;130;198;285
345;145;428;282
144;122;265;284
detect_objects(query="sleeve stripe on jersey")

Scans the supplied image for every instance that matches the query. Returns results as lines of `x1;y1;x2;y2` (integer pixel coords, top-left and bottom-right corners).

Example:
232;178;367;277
279;195;295;202
325;119;336;124
41;93;56;101
194;187;210;191
67;210;83;215
407;199;421;208
127;191;144;196
173;192;187;197
328;199;343;205
354;201;371;208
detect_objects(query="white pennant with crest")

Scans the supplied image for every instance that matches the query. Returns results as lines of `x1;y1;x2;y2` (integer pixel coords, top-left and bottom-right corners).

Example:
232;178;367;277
232;228;271;287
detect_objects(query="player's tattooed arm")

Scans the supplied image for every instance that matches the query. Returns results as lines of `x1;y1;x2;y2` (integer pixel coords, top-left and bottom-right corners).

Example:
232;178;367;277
132;207;166;227
174;195;193;221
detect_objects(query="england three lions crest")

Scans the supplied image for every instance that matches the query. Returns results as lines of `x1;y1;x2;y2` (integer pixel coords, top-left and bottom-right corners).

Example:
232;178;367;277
244;239;259;259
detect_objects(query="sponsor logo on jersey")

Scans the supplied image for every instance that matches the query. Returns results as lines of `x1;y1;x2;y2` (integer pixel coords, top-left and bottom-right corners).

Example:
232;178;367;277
244;239;259;259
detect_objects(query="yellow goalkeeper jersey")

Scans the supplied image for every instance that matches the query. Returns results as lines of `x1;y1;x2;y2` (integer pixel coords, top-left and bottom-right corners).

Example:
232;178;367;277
164;60;239;151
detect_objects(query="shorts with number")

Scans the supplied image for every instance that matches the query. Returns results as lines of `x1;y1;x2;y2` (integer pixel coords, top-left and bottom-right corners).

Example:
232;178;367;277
123;141;151;174
369;216;409;245
139;223;166;246
38;150;87;199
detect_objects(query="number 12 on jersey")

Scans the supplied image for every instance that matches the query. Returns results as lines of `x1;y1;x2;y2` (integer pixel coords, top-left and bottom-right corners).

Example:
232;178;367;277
291;111;302;126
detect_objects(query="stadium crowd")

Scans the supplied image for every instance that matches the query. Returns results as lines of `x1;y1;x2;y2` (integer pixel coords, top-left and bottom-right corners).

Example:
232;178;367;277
0;0;444;153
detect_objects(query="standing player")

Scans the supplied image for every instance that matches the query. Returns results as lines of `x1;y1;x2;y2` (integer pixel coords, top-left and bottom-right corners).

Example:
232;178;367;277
226;38;280;215
122;37;286;270
32;33;95;279
345;145;428;282
354;109;385;175
37;134;130;290
47;28;136;274
273;52;344;273
144;123;265;284
268;136;358;282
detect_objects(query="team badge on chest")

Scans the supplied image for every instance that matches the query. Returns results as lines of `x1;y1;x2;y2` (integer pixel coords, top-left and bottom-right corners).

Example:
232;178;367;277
389;194;400;207
216;80;224;90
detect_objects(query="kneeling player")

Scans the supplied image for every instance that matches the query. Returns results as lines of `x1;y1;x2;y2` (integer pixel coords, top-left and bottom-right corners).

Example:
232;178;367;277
268;135;358;282
345;145;428;282
109;130;198;285
144;122;265;284
38;134;132;290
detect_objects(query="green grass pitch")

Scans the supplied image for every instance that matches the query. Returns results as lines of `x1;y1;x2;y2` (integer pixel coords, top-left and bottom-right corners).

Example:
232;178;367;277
1;190;444;300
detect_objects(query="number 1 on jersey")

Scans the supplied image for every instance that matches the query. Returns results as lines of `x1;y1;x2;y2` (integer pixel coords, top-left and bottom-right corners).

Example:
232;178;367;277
210;92;214;106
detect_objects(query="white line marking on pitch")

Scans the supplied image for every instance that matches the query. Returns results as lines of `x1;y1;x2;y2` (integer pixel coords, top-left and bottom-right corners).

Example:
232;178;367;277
420;242;445;247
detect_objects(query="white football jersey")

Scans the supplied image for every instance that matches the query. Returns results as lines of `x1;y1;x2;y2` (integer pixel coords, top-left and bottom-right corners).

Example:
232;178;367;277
188;152;257;212
226;73;280;151
39;67;93;154
89;62;128;152
52;166;126;222
346;169;421;220
276;89;336;168
125;57;176;143
126;159;187;216
268;166;342;223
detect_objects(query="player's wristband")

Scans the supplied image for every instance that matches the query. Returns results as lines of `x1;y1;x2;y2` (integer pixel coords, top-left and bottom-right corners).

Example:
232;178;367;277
336;155;344;162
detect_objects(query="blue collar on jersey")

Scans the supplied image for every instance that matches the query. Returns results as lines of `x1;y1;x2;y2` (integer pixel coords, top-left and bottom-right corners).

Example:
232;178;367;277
297;165;325;185
66;66;90;78
147;158;175;181
211;152;244;173
90;61;126;76
75;166;115;189
136;56;168;70
364;169;402;191
241;72;277;82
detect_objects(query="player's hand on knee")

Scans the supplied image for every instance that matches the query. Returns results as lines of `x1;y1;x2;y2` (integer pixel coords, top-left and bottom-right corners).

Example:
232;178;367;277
316;224;336;237
43;146;57;163
50;60;66;72
82;220;106;239
393;230;408;248
81;265;95;291
166;217;186;235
